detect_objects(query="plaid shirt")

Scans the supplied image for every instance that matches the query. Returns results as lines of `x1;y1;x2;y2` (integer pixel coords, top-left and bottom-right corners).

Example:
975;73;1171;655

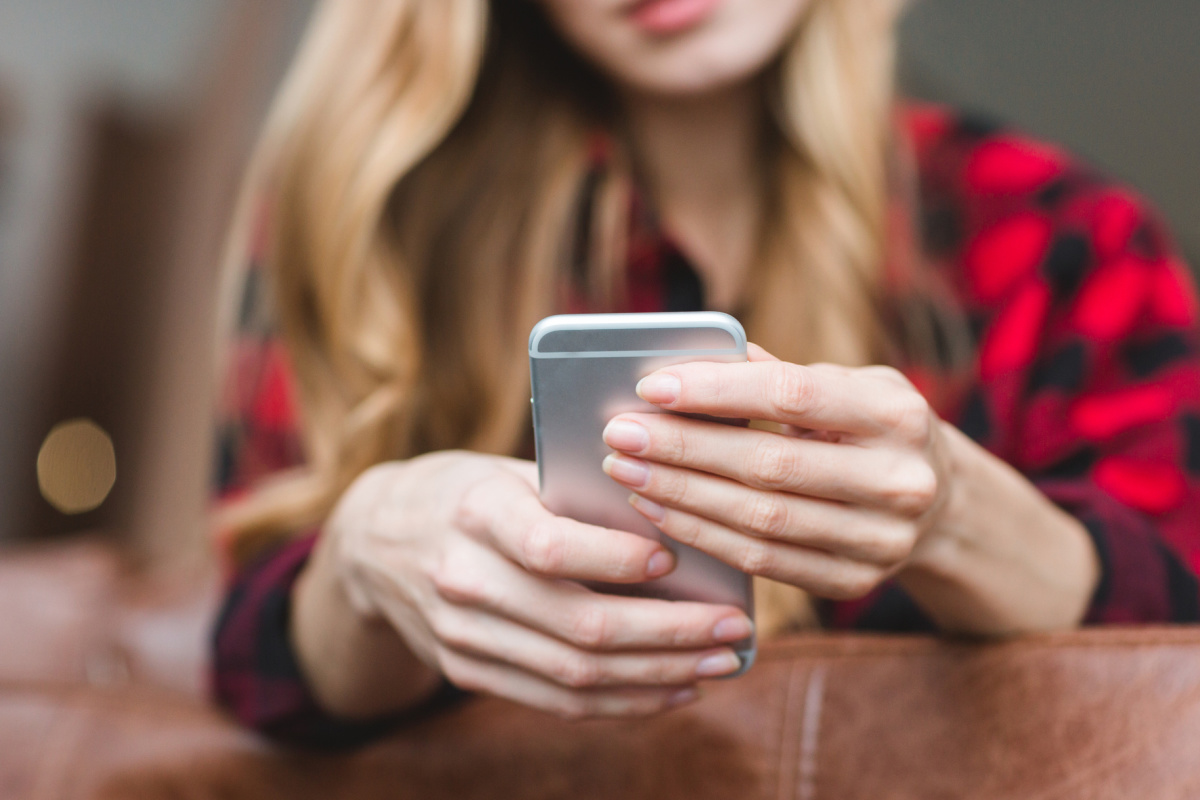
212;106;1200;747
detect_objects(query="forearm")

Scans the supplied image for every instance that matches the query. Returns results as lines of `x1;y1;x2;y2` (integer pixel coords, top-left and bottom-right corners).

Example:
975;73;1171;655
898;423;1100;636
290;524;442;719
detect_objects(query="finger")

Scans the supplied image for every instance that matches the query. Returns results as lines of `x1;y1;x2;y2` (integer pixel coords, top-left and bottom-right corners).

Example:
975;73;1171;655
498;457;540;488
436;647;699;720
602;414;939;516
860;364;917;388
432;538;754;651
456;471;674;583
428;604;743;687
627;498;886;600
604;454;918;564
746;343;779;362
636;360;932;438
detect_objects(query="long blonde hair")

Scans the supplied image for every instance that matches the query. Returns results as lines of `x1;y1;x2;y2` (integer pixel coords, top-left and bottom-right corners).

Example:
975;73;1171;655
217;0;910;590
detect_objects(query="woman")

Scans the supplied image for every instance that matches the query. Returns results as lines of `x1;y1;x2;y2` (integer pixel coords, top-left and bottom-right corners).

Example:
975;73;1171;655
212;0;1200;747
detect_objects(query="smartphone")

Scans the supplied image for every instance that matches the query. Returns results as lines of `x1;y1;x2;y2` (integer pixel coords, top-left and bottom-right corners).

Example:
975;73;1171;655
529;312;756;674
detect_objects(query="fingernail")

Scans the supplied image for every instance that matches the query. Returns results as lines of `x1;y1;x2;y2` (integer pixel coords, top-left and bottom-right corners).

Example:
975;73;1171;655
695;651;741;678
602;418;649;452
712;616;754;643
602;454;650;488
636;374;681;405
629;494;666;523
666;687;700;707
646;549;675;578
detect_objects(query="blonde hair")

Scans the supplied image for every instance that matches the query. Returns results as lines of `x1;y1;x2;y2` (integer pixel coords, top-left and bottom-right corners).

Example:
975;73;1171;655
217;0;911;630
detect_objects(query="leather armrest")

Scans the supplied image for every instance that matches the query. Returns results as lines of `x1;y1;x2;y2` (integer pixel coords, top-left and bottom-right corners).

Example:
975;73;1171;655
6;627;1200;799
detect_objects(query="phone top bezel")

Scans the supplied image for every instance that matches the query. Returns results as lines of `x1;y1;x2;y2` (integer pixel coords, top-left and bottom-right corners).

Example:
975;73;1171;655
529;312;747;358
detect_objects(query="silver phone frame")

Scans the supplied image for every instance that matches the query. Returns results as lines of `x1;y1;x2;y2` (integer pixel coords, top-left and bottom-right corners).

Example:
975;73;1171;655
529;312;756;675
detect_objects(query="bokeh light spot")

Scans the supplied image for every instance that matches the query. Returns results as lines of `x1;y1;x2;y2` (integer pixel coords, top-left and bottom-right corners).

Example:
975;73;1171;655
36;418;117;514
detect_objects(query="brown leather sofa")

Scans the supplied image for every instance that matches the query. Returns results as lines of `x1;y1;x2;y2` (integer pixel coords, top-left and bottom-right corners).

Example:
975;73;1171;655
5;538;1200;799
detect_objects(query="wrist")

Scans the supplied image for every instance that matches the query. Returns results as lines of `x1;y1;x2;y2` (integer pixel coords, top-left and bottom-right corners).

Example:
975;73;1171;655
290;469;443;719
325;463;397;619
897;423;1100;635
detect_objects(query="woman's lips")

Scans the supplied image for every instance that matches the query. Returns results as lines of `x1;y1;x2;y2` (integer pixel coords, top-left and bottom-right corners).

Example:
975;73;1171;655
626;0;722;36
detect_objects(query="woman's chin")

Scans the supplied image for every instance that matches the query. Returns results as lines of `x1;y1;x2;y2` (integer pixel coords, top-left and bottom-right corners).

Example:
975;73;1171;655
595;45;773;99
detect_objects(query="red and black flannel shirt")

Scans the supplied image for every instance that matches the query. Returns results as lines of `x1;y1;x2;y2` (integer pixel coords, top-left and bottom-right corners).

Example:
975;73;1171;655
211;106;1200;747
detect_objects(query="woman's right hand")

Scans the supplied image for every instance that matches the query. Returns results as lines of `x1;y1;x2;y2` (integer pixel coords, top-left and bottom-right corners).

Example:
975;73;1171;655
301;450;754;721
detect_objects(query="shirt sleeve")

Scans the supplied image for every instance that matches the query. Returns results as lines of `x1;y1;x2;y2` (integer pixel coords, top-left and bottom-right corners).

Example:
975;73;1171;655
1013;190;1200;623
209;264;458;748
827;112;1200;630
210;530;463;749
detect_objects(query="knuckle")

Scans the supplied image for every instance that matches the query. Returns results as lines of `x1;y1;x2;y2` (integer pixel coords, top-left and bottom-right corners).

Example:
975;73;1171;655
452;481;490;535
656;470;690;506
617;653;673;686
663;512;701;546
635;658;668;685
612;543;649;582
868;365;912;387
743;491;791;538
737;540;777;576
870;520;919;564
568;605;611;649
647;656;686;685
748;439;801;490
884;460;939;517
554;654;602;689
521;520;566;575
431;571;478;605
428;610;472;650
430;562;458;598
663;613;697;648
432;552;485;605
659;421;689;463
768;364;816;418
829;565;884;601
887;394;933;442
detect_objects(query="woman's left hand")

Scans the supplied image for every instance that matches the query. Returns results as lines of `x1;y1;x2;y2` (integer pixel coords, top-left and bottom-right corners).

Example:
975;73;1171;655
601;344;955;601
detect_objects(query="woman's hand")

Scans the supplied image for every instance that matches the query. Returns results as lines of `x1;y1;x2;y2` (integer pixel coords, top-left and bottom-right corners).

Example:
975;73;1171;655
293;451;754;721
601;345;949;599
601;345;1098;633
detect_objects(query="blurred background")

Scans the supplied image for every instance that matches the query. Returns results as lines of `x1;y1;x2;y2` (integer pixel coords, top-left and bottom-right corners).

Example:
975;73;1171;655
0;0;1197;567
